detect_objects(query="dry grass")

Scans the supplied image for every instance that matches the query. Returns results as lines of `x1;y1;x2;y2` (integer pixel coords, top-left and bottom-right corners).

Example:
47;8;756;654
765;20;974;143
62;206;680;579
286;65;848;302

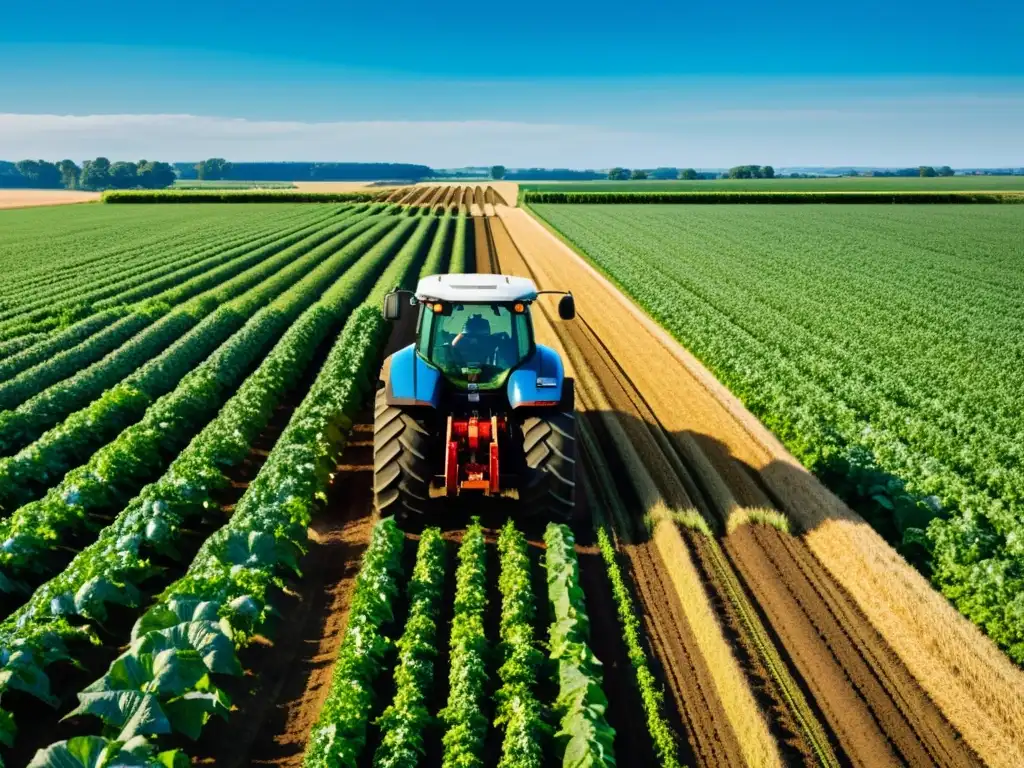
512;204;1024;767
727;507;791;535
0;189;101;210
291;181;379;193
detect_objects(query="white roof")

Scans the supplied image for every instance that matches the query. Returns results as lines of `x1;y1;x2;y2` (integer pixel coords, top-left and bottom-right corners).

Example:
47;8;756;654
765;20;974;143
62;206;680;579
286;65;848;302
416;273;539;303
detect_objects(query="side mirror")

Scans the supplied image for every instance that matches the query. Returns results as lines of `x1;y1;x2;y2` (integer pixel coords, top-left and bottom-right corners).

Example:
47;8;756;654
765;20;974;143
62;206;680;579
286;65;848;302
383;292;402;321
558;294;576;320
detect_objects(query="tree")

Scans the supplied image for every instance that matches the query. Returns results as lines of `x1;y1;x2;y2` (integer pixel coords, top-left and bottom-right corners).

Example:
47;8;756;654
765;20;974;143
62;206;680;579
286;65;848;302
137;161;176;189
58;160;81;189
109;161;139;189
679;168;698;180
14;160;62;188
196;158;232;180
489;165;506;180
762;165;775;179
607;167;630;181
938;165;955;177
648;167;679;180
630;169;648;180
919;166;937;177
80;157;112;190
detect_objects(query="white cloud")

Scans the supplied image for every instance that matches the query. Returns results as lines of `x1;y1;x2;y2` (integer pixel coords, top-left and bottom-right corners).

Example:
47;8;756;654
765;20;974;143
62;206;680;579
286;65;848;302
0;110;1020;167
0;113;640;167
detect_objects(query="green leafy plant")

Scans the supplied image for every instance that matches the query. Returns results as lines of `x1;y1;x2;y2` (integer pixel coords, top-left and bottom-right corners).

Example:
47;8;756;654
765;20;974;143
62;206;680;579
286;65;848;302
439;518;489;768
494;520;546;768
372;527;446;768
543;524;615;767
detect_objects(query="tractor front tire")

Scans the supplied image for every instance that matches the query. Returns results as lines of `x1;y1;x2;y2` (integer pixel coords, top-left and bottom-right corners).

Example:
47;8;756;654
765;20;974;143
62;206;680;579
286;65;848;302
374;388;434;518
519;409;578;521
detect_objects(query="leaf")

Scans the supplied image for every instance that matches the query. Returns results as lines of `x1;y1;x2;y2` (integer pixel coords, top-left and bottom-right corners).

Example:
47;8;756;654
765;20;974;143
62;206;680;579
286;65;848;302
162;690;230;740
75;577;141;621
131;598;221;641
28;735;188;768
132;621;241;677
0;706;16;748
0;649;60;707
28;735;108;768
68;690;171;741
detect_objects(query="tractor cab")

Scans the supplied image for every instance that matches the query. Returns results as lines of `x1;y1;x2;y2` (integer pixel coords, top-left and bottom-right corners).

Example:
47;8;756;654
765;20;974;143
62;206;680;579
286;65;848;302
376;274;579;520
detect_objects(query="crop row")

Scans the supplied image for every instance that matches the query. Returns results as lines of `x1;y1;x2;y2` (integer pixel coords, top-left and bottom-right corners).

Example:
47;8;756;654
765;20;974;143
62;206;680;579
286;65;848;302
524;190;1024;204
532;201;1024;661
0;207;338;343
543;524;616;766
0;206;336;328
0;211;379;485
439;519;490;768
0;205;317;306
17;211;433;766
0;207;357;386
0;218;413;601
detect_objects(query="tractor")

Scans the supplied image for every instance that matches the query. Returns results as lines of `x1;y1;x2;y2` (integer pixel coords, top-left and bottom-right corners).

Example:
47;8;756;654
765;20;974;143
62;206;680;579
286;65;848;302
374;273;578;520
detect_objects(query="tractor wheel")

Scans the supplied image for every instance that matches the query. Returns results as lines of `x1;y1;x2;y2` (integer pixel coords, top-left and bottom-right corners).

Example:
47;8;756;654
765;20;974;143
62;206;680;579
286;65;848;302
373;388;434;518
519;408;578;521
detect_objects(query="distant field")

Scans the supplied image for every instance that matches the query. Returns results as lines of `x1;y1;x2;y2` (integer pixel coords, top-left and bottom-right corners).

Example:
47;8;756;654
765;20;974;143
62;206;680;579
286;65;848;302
532;202;1024;659
520;176;1024;192
0;189;101;209
173;180;297;189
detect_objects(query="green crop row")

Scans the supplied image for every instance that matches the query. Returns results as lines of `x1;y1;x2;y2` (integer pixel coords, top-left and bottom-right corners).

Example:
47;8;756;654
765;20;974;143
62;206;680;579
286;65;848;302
524;191;1024;204
449;214;472;274
439;519;490;768
0;219;409;595
494;520;546;768
371;527;447;768
0;207;338;343
0;224;405;756
543;524;616;767
532;202;1024;662
0;208;353;390
24;216;428;765
0;213;377;477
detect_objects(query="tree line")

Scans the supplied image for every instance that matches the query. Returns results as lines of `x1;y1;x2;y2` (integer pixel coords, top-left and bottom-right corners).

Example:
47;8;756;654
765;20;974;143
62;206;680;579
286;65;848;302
176;160;435;182
0;159;176;190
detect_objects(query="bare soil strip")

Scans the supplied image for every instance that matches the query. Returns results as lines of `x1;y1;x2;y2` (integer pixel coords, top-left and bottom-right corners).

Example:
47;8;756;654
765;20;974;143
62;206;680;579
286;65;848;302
495;206;1002;767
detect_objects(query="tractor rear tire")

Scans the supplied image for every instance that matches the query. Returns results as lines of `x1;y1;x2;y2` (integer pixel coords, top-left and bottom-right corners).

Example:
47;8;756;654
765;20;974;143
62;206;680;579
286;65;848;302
519;409;577;521
373;388;434;518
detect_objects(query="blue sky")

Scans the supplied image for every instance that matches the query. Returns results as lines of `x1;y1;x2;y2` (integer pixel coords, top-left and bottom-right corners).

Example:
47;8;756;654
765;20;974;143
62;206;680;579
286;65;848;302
1;0;1022;166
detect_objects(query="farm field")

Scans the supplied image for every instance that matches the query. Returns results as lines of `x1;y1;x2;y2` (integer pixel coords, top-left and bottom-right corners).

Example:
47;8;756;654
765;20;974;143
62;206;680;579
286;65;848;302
0;189;101;210
529;203;1024;661
520;176;1024;192
0;190;1021;768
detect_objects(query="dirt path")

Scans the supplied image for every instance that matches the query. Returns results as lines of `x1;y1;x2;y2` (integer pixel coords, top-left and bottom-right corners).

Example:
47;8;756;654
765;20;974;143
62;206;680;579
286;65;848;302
492;208;995;767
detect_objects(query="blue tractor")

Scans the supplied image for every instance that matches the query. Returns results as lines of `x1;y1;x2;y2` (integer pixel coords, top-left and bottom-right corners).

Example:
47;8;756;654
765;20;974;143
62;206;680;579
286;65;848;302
375;273;578;520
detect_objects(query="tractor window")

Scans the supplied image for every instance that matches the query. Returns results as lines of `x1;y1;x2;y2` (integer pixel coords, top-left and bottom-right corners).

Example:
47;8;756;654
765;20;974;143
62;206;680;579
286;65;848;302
419;303;533;386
